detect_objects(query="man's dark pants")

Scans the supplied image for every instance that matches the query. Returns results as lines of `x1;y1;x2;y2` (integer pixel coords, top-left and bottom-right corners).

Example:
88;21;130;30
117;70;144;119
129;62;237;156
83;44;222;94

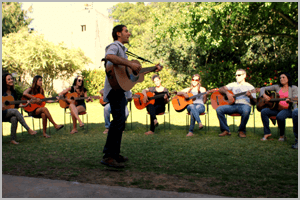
103;89;127;159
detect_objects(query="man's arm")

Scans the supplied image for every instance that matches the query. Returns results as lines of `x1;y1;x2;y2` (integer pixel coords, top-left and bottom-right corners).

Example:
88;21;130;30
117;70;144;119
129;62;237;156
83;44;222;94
106;54;142;73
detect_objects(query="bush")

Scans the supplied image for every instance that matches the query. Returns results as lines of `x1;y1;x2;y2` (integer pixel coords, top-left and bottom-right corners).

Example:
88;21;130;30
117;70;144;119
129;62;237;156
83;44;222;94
82;66;189;96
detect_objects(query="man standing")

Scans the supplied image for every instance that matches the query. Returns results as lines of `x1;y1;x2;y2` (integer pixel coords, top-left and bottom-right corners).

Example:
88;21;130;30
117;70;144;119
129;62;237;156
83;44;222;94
215;69;257;138
101;25;162;168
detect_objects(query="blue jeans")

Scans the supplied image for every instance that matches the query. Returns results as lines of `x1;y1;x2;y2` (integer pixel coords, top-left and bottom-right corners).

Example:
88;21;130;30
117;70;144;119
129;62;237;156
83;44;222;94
260;108;292;136
186;104;205;133
216;104;251;133
292;108;298;139
104;103;129;129
103;89;127;159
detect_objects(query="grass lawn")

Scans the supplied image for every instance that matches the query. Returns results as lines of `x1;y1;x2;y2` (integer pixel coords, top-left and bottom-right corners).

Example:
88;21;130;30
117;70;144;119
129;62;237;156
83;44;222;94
2;101;298;198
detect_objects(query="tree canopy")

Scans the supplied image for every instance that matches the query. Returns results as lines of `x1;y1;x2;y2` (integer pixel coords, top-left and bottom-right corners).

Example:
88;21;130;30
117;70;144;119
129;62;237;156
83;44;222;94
2;2;32;37
110;2;298;88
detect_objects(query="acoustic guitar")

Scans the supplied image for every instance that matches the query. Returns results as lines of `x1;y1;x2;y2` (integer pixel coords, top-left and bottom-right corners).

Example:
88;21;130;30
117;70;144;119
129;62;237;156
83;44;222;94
256;91;298;112
105;61;162;91
21;94;58;112
59;92;100;108
133;91;169;110
211;88;259;110
2;96;34;110
172;89;217;112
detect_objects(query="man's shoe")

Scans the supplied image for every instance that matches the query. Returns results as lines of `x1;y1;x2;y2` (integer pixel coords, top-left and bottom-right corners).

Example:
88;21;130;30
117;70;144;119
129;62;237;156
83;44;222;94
292;140;298;149
238;131;246;138
101;157;125;168
103;129;109;134
116;155;128;163
219;131;231;137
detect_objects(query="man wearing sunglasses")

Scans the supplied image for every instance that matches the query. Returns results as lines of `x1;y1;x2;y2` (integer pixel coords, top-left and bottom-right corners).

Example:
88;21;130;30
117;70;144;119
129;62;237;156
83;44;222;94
215;69;257;138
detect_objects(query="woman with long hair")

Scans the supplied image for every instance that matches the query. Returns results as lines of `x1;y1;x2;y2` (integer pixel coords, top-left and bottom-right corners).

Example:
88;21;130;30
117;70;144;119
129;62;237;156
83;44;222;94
259;72;298;141
142;74;169;135
23;75;64;138
176;74;207;136
58;76;92;134
2;73;37;144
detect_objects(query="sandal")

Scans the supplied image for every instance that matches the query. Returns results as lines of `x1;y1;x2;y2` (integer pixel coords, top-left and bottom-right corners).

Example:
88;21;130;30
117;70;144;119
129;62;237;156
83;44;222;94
43;134;51;138
79;123;84;128
260;137;267;141
56;125;64;131
70;130;78;134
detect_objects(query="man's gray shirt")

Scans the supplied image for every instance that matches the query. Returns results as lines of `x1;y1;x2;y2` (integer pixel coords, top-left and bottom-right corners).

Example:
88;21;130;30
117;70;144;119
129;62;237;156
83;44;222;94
103;41;128;102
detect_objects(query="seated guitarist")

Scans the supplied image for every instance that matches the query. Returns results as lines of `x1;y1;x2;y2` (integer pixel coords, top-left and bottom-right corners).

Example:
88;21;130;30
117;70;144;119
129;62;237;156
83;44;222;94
23;75;64;138
100;89;132;134
58;76;93;134
2;73;37;145
213;69;256;138
101;24;162;168
259;72;298;141
142;74;169;135
176;74;207;136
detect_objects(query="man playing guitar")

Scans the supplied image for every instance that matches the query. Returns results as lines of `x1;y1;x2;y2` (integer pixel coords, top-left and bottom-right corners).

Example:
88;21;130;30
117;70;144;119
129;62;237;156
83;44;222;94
101;25;162;168
211;69;257;138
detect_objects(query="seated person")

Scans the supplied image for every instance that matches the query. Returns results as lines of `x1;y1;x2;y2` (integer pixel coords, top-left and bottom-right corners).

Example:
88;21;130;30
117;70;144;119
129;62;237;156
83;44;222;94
2;73;37;144
142;74;169;135
176;74;207;136
100;89;132;134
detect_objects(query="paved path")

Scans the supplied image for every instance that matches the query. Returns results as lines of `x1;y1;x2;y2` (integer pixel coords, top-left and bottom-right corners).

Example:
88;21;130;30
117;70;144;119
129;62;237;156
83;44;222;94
2;175;230;198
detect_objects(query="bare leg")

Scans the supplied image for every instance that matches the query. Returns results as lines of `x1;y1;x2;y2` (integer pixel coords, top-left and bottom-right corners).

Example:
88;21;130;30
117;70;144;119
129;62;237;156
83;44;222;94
35;107;63;130
41;113;50;138
70;115;78;134
69;104;84;126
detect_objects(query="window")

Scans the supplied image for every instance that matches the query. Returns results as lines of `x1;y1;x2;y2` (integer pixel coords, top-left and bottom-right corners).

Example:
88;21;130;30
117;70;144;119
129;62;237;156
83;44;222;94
81;25;86;32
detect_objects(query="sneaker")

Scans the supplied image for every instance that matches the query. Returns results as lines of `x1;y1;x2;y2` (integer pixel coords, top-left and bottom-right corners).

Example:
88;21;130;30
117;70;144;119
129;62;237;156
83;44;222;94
238;131;246;138
101;157;125;168
292;139;298;149
116;155;128;163
278;137;286;142
219;131;231;137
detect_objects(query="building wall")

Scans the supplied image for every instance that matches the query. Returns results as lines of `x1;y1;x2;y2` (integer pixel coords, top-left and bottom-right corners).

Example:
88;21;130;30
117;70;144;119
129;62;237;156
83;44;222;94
48;8;113;93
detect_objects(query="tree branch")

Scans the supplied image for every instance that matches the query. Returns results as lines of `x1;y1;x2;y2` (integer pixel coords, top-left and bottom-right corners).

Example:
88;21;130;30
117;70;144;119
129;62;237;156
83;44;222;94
271;8;298;29
222;32;297;40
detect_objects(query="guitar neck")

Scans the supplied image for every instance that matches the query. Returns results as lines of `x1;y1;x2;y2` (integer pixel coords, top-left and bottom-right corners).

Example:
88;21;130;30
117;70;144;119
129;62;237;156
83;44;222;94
187;92;207;100
269;98;298;102
5;99;28;105
140;66;157;74
148;92;168;100
74;96;98;100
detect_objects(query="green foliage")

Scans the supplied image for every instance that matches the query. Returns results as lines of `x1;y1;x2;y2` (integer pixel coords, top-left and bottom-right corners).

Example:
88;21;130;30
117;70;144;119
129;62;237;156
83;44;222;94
81;69;106;96
81;67;188;96
2;2;32;37
2;28;92;97
110;2;298;88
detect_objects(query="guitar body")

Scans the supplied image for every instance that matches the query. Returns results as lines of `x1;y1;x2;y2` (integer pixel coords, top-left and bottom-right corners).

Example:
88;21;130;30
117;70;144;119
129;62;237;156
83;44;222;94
172;93;194;112
99;96;108;107
106;63;145;91
2;96;15;110
59;92;78;108
256;91;290;112
106;61;159;91
21;94;46;112
211;91;235;110
134;92;155;110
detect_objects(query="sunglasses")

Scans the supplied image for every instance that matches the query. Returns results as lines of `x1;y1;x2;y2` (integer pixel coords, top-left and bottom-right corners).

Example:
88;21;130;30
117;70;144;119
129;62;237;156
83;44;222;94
192;79;199;81
235;74;244;77
77;79;82;82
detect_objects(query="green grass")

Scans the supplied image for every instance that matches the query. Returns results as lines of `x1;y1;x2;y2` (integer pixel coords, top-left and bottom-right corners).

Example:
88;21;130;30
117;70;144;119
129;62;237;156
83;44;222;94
2;101;298;198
